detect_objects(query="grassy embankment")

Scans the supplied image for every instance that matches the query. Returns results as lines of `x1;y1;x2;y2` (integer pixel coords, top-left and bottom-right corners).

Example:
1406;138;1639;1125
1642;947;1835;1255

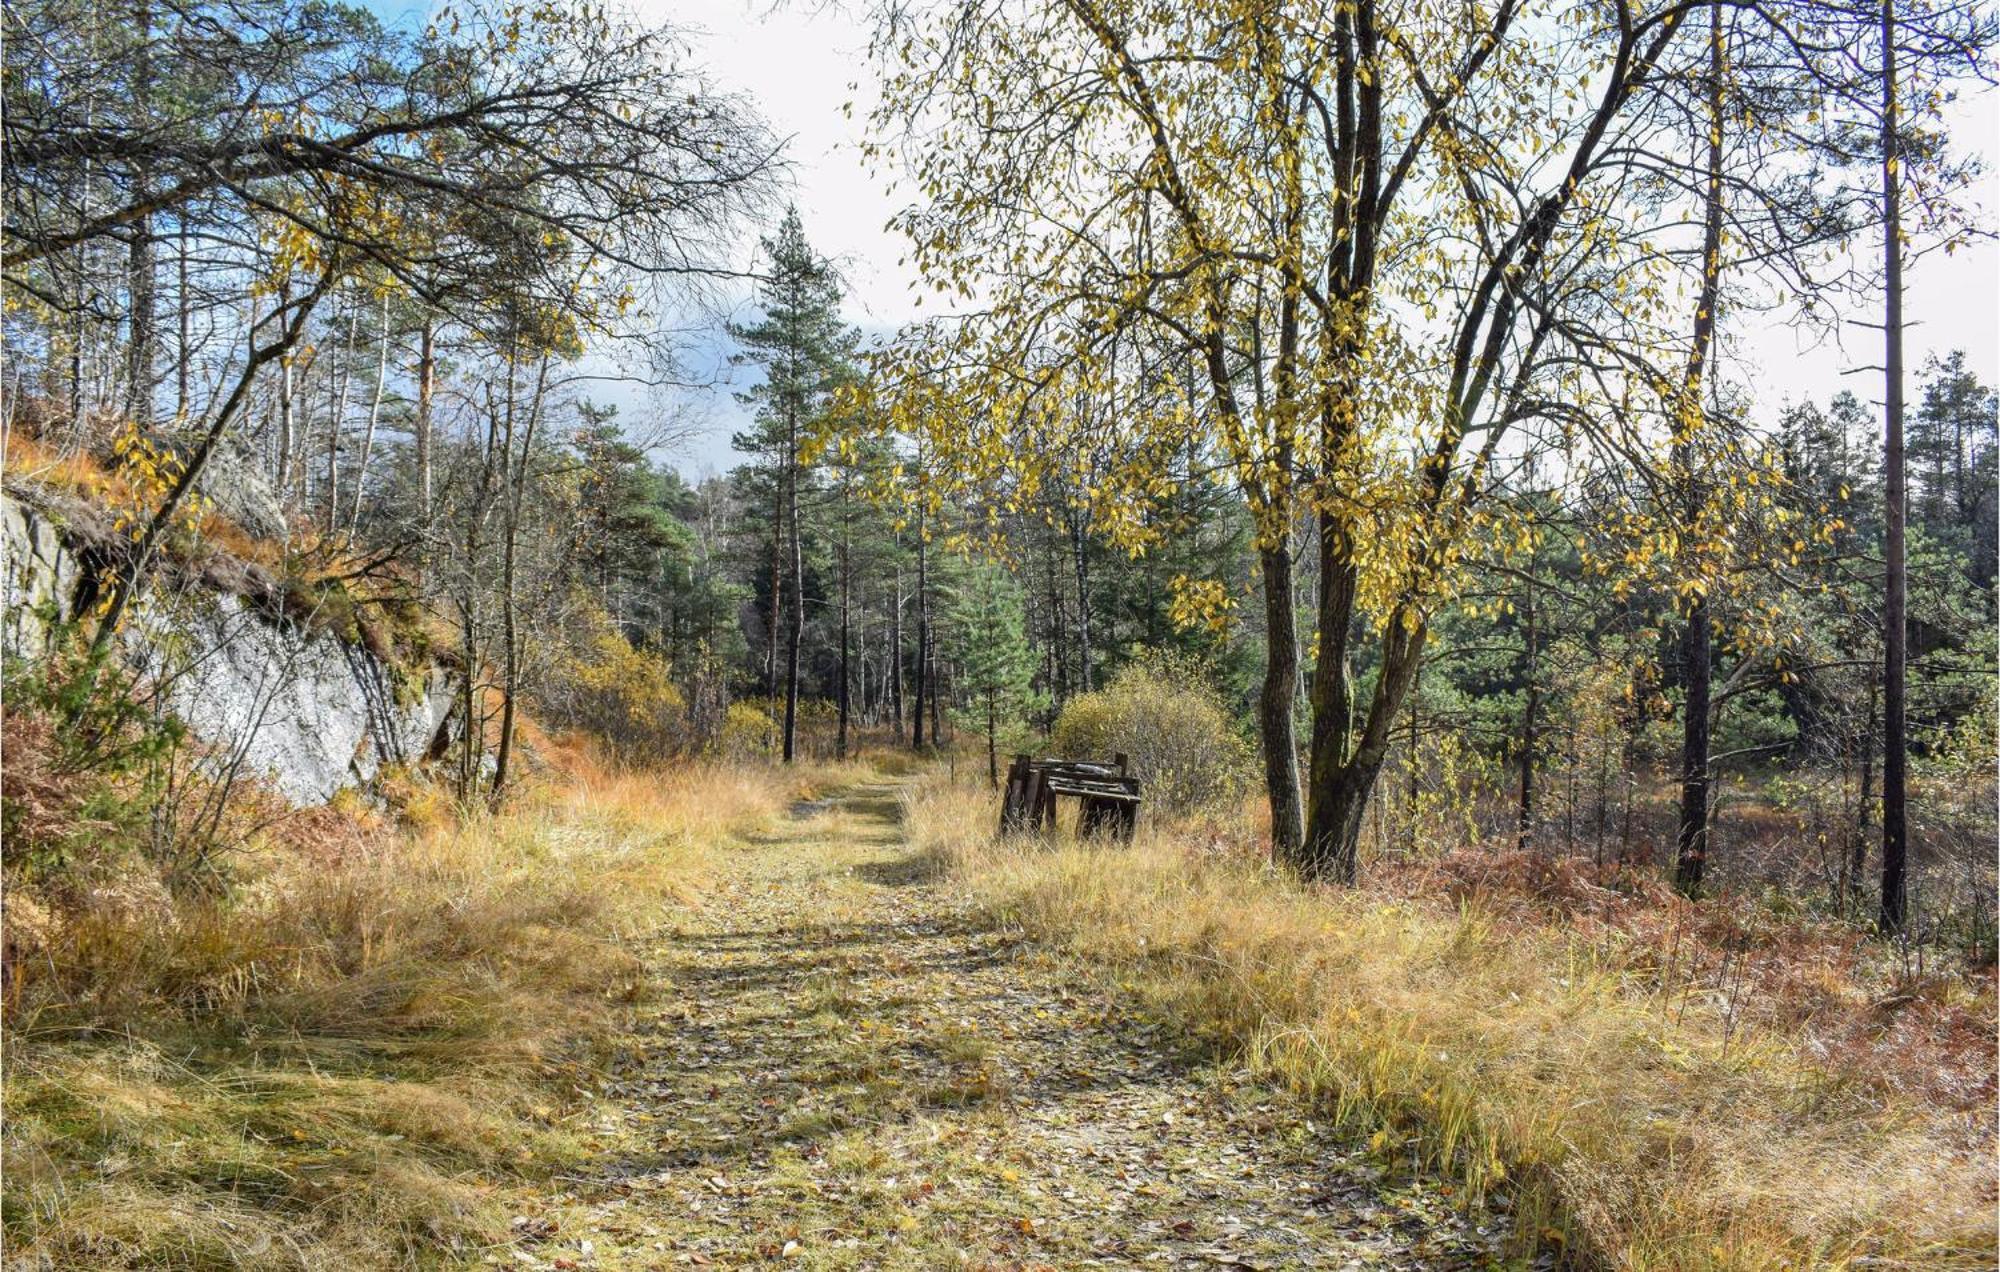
905;775;1997;1271
2;748;873;1268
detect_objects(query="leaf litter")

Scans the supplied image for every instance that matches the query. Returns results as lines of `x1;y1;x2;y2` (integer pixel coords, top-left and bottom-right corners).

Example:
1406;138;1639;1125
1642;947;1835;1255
480;783;1528;1270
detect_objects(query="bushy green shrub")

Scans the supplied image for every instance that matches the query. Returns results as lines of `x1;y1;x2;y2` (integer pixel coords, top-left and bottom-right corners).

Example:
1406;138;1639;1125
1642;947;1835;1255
1051;651;1251;814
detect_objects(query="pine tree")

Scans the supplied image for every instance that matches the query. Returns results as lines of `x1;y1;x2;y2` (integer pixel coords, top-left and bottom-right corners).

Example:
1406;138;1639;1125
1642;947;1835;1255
728;206;856;761
946;561;1041;787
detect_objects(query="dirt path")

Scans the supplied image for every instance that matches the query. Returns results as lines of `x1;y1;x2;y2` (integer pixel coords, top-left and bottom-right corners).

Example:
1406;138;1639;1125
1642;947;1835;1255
519;781;1512;1270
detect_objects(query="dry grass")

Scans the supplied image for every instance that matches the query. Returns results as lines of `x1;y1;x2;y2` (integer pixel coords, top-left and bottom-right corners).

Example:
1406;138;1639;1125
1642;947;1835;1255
1;750;871;1269
906;776;1999;1271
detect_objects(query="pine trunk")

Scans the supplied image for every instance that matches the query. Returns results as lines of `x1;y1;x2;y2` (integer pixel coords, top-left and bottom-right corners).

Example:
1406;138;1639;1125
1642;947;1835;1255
912;506;931;751
782;414;804;764
1879;0;1910;933
837;486;852;760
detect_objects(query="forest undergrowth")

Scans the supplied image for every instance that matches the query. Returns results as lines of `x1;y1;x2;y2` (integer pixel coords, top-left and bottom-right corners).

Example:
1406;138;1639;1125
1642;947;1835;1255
904;775;1999;1271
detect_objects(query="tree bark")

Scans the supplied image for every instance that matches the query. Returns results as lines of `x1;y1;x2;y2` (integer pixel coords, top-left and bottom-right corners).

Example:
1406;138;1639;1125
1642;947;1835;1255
125;0;155;429
1257;540;1304;858
912;503;930;751
1518;566;1539;851
491;352;548;803
1849;676;1877;913
458;399;502;801
890;559;906;741
414;316;436;585
275;280;296;495
837;476;852;760
325;301;357;534
928;625;943;744
765;473;784;751
1878;0;1910;933
1297;524;1429;881
1673;0;1727;896
986;690;998;787
1070;508;1093;692
174;218;190;420
347;292;389;539
782;407;803;764
1407;662;1422;855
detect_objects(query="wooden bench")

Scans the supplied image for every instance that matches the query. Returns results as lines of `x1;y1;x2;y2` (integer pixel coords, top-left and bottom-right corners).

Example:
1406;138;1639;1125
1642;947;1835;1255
998;753;1141;842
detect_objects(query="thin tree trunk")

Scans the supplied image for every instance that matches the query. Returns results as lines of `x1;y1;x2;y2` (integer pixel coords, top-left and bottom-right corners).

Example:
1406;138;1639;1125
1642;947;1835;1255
765;475;784;751
1674;1;1728;896
837;477;852;760
491;352;548;802
175;217;190;421
782;411;804;764
1046;520;1070;707
1565;746;1578;856
414;316;436;585
275;280;295;494
325;301;358;534
124;0;154;430
1518;564;1539;851
1879;0;1910;933
458;400;502;800
913;506;929;751
1852;677;1877;912
890;560;906;741
1595;732;1610;867
348;293;389;539
1407;662;1422;855
126;215;153;426
928;622;943;743
1070;509;1093;692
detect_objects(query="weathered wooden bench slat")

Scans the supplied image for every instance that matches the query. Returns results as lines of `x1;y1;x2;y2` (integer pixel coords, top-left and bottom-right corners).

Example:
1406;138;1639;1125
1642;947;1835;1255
997;753;1141;842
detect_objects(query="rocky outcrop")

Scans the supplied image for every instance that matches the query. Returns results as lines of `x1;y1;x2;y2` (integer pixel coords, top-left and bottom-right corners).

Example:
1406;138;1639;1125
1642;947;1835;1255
192;433;290;542
0;493;82;660
2;485;456;805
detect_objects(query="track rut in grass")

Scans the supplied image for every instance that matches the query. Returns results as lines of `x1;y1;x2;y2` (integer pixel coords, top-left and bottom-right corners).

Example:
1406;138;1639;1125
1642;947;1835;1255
512;780;1520;1270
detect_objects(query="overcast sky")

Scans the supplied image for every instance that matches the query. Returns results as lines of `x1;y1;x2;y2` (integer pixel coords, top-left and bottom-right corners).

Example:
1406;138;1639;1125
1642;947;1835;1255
553;0;1999;476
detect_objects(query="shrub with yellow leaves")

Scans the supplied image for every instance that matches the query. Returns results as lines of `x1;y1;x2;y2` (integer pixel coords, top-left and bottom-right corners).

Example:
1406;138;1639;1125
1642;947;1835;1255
1052;650;1252;816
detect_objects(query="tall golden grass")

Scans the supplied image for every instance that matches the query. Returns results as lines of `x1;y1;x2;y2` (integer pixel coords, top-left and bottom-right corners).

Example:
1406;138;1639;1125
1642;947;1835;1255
905;777;1998;1271
2;751;869;1268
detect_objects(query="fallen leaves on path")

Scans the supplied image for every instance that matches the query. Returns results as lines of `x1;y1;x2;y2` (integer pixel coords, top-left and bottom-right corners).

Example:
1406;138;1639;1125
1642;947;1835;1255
482;784;1523;1270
